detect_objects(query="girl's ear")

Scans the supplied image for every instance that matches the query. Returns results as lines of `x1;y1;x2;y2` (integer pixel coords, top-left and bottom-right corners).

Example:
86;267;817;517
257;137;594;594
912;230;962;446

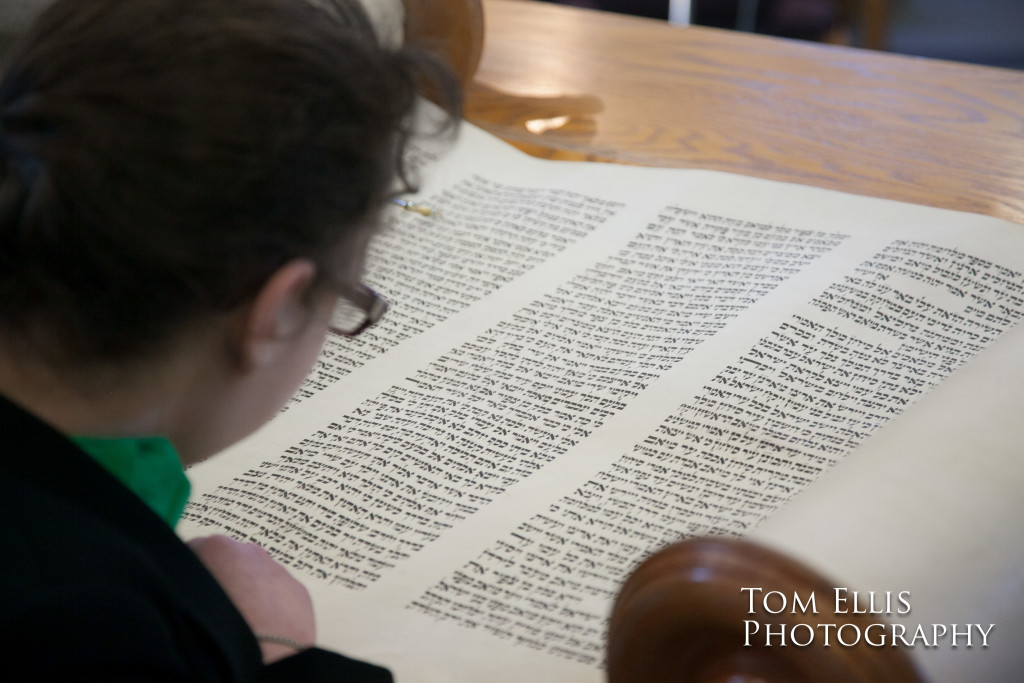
232;259;319;372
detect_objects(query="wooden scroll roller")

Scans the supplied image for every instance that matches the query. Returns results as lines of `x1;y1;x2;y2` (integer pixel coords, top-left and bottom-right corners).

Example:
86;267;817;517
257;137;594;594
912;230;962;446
402;0;485;87
607;537;925;683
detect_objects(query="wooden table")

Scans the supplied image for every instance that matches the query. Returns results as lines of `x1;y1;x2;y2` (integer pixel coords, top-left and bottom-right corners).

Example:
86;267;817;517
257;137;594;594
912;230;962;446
466;0;1024;226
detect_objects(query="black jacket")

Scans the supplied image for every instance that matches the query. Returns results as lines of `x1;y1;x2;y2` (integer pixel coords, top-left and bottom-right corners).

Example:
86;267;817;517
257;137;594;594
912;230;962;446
0;392;392;682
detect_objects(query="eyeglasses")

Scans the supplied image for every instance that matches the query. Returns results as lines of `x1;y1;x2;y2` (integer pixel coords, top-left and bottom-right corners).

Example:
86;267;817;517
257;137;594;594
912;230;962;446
328;285;388;337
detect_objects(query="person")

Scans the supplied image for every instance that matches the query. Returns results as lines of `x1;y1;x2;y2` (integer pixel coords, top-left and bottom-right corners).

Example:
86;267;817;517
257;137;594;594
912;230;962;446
0;0;459;679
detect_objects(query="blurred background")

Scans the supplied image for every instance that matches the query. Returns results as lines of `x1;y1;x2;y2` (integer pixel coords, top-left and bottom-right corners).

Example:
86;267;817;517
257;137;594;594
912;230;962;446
3;1;1022;70
539;0;1024;70
884;0;1024;69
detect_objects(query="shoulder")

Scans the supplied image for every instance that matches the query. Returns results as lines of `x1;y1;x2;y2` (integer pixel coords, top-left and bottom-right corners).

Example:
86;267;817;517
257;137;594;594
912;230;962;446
0;395;392;681
0;395;259;680
261;647;394;683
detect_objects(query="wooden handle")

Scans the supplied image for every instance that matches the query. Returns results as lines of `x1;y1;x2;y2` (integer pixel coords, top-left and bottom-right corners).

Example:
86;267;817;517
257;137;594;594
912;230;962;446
402;0;484;86
607;537;925;683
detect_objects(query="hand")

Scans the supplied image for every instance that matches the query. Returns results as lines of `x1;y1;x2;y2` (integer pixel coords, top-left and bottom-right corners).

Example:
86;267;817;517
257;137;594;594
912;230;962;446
188;535;316;664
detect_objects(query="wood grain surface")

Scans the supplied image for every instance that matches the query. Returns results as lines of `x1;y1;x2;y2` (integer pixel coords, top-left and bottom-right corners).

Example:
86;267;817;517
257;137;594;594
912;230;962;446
467;0;1024;225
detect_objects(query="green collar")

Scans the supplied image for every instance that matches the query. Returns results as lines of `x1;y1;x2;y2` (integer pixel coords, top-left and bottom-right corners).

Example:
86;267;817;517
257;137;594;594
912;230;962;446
71;435;191;528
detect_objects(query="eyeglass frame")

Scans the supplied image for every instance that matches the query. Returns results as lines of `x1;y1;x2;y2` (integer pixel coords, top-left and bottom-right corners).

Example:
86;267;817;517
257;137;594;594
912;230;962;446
328;284;389;337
